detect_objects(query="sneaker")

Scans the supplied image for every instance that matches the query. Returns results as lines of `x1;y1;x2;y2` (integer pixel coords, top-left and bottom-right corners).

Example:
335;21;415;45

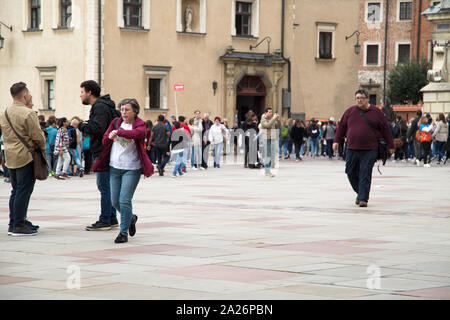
54;175;65;180
265;173;275;177
48;172;53;177
61;173;71;179
171;174;177;178
4;178;10;183
25;220;39;230
11;225;38;236
359;201;368;208
114;232;128;243
200;166;206;170
79;169;84;178
436;161;441;165
110;217;119;228
85;221;111;231
7;225;13;235
129;215;138;237
416;159;421;166
192;167;199;171
424;164;431;168
392;160;397;163
355;196;360;205
181;167;186;173
217;164;220;168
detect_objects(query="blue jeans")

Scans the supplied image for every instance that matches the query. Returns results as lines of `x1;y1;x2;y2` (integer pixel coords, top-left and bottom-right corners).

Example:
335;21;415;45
173;152;184;176
110;167;141;235
213;142;223;165
68;148;83;170
9;161;36;228
309;137;319;155
94;157;117;223
279;139;289;157
263;139;276;174
345;149;377;203
435;141;446;162
181;148;188;169
191;145;202;167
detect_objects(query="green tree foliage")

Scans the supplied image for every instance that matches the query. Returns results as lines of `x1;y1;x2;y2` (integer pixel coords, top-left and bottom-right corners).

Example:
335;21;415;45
387;59;431;105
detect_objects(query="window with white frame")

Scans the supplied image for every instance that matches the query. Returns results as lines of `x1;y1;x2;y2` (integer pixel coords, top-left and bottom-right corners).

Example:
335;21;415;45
117;0;150;29
398;1;412;21
176;0;206;33
366;2;382;23
60;0;72;27
36;66;57;110
316;22;336;59
143;66;171;110
231;0;259;38
396;42;411;64
365;43;381;66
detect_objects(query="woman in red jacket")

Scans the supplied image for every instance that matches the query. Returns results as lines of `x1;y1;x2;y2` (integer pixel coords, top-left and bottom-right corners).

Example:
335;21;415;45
93;98;154;243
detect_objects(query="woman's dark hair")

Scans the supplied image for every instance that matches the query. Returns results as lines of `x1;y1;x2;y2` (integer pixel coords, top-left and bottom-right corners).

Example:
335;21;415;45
214;116;221;122
439;113;445;122
118;98;140;116
80;80;101;97
178;115;185;122
189;117;194;125
174;121;181;129
146;120;153;130
158;114;165;122
57;117;67;128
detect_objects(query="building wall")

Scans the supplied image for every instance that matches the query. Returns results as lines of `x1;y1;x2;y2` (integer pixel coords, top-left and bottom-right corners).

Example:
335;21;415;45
411;0;435;61
102;0;283;123
284;0;360;121
0;0;92;120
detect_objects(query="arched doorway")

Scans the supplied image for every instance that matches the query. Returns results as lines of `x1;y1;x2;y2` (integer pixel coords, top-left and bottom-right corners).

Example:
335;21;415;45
236;75;266;125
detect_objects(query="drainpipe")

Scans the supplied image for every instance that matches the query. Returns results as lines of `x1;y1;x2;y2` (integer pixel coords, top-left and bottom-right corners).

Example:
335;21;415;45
98;0;102;87
383;0;389;105
281;0;291;116
416;0;422;60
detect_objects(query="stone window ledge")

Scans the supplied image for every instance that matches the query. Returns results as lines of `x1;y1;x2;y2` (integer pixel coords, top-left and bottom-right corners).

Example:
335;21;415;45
120;27;150;32
23;29;43;33
232;35;258;40
52;27;74;31
315;57;336;62
177;31;206;36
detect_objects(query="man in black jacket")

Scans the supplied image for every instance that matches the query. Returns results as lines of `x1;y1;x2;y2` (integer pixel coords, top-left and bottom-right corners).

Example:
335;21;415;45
201;113;213;169
407;110;422;162
78;80;120;231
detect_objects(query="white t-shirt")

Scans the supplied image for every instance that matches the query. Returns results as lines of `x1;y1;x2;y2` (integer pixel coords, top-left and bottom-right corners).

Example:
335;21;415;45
109;123;142;170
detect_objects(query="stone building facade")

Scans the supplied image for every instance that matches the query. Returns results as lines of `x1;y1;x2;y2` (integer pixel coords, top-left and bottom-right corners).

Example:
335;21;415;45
357;0;435;107
0;0;361;124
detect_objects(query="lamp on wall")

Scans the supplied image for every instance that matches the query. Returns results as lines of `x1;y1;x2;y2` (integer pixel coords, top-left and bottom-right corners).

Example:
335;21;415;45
212;81;218;95
250;36;273;66
0;21;13;50
345;30;361;55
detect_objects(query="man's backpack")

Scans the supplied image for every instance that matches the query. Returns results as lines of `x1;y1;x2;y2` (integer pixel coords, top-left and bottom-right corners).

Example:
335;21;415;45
281;126;289;139
309;126;319;139
418;130;432;142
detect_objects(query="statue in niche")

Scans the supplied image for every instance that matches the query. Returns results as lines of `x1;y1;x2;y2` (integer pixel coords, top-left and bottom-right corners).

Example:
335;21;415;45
185;5;193;32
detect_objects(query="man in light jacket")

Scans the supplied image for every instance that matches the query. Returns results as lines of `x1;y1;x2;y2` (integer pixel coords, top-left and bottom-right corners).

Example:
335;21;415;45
260;107;281;177
0;82;45;236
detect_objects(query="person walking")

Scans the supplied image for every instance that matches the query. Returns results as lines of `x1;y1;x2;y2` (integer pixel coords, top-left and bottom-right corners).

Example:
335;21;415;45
209;116;227;168
53;118;71;180
170;121;186;177
307;119;320;158
78;80;120;231
45;117;58;176
261;107;281;177
417;116;434;167
151;115;171;175
332;89;394;208
324;117;337;159
290;119;306;161
190;110;203;170
92;98;153;243
407;110;422;163
432;113;448;165
0;82;45;236
201;113;213;169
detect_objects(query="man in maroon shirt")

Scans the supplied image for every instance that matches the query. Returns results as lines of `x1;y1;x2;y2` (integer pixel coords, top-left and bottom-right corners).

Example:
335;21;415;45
333;90;394;207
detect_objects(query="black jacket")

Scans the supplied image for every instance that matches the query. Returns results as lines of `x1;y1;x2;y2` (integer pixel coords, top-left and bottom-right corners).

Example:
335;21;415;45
78;94;119;158
291;126;306;143
406;117;420;142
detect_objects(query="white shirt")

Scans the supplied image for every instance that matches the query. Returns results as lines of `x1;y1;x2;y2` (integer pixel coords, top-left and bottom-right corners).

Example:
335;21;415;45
109;123;141;170
208;124;226;143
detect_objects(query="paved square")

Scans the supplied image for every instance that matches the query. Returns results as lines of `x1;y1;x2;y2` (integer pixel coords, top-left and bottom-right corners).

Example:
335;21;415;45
1;158;449;299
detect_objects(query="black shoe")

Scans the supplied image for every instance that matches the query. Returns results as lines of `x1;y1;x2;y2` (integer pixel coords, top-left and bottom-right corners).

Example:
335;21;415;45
355;196;360;205
244;164;248;168
85;221;111;231
79;169;84;178
11;225;38;236
111;217;119;228
129;215;138;237
217;164;220;168
8;225;13;235
114;232;128;243
25;220;39;230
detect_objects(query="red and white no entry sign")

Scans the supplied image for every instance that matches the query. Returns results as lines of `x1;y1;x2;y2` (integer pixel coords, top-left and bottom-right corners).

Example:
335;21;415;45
174;84;184;91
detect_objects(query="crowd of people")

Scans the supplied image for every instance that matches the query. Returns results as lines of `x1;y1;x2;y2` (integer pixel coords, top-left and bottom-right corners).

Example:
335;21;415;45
1;82;449;239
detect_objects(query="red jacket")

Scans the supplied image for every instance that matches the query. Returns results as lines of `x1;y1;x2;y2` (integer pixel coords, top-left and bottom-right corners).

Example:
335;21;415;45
92;117;154;177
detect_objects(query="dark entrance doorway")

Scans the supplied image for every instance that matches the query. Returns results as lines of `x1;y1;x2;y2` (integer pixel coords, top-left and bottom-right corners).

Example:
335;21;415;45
236;76;266;126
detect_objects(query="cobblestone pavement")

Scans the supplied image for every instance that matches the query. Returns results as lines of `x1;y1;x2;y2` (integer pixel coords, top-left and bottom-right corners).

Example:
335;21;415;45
1;156;449;300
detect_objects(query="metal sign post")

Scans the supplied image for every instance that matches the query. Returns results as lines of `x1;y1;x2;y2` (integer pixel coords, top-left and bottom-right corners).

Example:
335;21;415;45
173;84;184;119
